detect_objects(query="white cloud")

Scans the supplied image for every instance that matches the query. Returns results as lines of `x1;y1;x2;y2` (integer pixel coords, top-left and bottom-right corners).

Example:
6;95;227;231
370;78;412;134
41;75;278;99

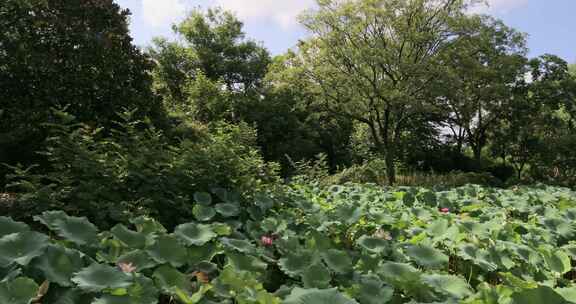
469;0;528;14
212;0;316;29
142;0;187;27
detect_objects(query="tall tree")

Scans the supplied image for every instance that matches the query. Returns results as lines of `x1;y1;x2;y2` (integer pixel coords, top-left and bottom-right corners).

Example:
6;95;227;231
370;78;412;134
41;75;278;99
435;16;527;164
0;0;159;185
261;52;354;173
149;7;271;114
296;0;472;184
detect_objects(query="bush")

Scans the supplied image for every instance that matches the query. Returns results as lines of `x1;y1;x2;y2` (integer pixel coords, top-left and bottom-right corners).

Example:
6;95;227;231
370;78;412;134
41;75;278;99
322;159;387;186
6;109;279;228
487;164;516;182
323;159;501;188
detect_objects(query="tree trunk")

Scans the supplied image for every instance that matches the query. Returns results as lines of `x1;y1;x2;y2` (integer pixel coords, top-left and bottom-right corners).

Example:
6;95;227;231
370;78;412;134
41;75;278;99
473;145;482;165
385;150;396;185
367;121;396;185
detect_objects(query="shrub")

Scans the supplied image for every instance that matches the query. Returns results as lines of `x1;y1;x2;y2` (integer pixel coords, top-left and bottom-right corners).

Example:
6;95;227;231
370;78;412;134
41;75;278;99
323;159;501;188
6;109;279;228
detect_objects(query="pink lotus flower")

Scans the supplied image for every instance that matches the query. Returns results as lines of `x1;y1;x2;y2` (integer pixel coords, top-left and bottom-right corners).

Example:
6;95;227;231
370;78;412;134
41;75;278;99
440;208;450;214
261;235;274;247
118;262;136;273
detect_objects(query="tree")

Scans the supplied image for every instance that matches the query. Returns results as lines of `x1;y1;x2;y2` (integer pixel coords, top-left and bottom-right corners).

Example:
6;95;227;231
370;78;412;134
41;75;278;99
489;55;576;180
435;16;527;164
0;0;160;186
526;56;576;183
260;52;354;174
296;0;472;184
149;7;271;113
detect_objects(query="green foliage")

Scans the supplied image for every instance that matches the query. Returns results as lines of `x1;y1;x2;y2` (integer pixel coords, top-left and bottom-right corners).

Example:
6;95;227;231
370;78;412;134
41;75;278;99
149;7;270;111
2;184;576;303
324;159;500;187
6;110;279;228
0;0;163;185
0;277;39;304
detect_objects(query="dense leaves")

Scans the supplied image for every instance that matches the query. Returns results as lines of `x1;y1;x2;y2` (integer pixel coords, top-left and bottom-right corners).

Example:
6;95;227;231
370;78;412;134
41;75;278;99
0;0;163;185
1;184;576;303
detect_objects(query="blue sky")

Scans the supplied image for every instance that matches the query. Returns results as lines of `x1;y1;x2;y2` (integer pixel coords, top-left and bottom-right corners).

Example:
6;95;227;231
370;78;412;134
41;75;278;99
113;0;575;62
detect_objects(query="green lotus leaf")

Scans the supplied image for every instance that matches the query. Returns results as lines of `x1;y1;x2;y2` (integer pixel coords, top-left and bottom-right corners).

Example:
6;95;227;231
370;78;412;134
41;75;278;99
193;205;216;222
543;250;572;274
556;287;576;303
458;244;498;272
227;251;267;273
30;245;84;287
0;277;39;304
336;205;363;225
563;245;576;259
357;274;394;304
405;244;449;268
129;216;166;235
0;231;49;266
188;243;220;265
221;238;256;254
146;235;188;267
93;295;134;304
321;249;352;274
215;266;257;296
284;288;359;304
0;264;21;283
194;192;213;206
210;223;232;236
93;276;158;304
222;190;241;204
34;210;68;230
460;221;487;236
543;218;574;238
358;275;394;304
511;286;567;304
254;192;275;211
195;261;218;274
0;217;29;238
71;263;132;292
215;203;241;217
279;250;317;277
499;272;538;290
378;262;420;284
403;192;416;207
421;274;472;299
111;224;146;248
302;263;331;289
418;191;437;207
35;212;98;246
152;265;190;294
40;286;93;304
57;216;99;246
357;236;389;254
427;219;449;237
174;223;217;246
311;232;333;251
356;254;381;273
117;250;157;271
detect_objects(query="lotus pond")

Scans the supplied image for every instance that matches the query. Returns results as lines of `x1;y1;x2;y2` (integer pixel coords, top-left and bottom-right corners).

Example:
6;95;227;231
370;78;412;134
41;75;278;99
2;184;576;303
